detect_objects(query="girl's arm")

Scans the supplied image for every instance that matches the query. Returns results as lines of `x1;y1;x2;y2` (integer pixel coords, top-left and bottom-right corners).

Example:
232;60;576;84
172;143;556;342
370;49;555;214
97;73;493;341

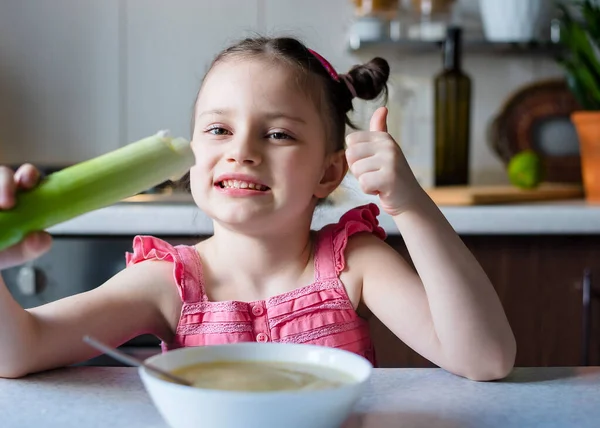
344;108;516;381
349;195;516;381
0;164;180;378
0;259;180;378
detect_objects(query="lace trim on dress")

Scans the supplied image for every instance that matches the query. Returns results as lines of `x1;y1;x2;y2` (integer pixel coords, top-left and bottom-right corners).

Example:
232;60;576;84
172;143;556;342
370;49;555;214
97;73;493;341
266;280;341;307
182;300;249;315
275;318;364;343
268;300;354;329
176;322;252;335
187;246;208;302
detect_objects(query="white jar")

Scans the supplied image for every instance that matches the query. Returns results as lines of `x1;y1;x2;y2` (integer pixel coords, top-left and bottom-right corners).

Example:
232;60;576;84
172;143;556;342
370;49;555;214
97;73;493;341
479;0;550;42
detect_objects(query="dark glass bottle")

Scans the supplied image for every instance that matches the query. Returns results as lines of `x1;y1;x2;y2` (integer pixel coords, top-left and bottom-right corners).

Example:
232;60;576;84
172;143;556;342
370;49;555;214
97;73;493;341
434;26;472;186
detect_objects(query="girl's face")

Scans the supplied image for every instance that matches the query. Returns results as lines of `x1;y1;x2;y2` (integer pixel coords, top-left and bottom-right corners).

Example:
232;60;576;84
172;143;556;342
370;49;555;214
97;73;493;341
190;58;345;232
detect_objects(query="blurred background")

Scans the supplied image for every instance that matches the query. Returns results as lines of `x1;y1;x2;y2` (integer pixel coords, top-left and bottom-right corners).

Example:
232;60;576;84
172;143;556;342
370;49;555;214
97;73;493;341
0;0;577;186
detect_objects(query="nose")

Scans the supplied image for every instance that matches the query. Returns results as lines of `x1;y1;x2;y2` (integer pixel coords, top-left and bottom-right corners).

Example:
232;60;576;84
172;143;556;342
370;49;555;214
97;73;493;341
226;134;262;166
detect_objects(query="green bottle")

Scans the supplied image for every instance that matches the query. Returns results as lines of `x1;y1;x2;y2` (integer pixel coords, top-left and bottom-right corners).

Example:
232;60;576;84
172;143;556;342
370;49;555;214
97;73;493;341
434;26;472;186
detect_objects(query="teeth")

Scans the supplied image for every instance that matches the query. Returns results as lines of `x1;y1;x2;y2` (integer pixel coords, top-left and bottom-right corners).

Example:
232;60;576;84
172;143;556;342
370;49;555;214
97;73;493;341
220;180;266;191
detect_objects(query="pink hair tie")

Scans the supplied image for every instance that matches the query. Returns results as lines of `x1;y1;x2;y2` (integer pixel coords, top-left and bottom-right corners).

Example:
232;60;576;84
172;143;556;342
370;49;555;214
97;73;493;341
308;48;357;99
340;74;357;99
308;48;339;81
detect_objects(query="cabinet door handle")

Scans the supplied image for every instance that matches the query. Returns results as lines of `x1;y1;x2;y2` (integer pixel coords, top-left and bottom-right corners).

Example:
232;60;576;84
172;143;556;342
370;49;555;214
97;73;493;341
582;269;592;366
16;265;39;296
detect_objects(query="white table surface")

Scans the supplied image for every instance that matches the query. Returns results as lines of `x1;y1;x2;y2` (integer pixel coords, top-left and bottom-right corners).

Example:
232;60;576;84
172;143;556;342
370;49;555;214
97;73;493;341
1;366;599;427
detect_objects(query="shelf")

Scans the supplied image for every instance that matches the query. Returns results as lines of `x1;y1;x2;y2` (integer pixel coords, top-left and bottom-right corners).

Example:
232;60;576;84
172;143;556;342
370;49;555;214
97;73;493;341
348;37;562;56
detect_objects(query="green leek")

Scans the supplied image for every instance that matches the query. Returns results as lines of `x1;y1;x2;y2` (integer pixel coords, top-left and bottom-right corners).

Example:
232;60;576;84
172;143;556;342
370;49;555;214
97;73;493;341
0;131;194;252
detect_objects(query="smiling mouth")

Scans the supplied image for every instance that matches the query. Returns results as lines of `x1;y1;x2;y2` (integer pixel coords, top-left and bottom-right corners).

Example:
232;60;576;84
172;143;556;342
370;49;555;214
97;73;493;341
216;180;270;191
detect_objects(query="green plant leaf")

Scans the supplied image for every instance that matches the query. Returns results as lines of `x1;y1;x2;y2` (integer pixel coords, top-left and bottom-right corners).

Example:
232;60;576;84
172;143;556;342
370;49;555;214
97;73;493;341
556;0;600;109
562;63;591;107
581;0;600;47
573;65;600;108
560;59;597;108
569;24;600;82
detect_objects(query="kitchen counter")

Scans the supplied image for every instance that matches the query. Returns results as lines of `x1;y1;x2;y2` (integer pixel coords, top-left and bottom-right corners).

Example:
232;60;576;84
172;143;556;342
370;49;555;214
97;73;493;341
1;366;599;427
46;193;600;236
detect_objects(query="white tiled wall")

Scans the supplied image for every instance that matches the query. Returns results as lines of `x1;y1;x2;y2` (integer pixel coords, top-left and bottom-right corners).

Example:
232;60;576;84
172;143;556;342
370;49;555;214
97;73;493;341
0;0;566;185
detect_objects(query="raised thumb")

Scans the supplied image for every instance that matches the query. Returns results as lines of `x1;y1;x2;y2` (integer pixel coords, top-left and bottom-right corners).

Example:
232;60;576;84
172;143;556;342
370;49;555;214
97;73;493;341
369;106;388;133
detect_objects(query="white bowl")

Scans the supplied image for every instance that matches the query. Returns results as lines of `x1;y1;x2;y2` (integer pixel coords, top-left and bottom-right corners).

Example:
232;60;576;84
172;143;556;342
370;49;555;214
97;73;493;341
139;342;372;428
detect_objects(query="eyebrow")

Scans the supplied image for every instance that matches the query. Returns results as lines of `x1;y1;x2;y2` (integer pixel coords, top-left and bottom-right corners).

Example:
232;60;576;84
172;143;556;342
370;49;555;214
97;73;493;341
197;109;230;119
197;109;307;125
263;112;307;125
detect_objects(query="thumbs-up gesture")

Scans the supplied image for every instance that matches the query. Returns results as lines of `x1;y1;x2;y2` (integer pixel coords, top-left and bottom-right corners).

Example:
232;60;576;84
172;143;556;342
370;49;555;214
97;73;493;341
345;107;421;216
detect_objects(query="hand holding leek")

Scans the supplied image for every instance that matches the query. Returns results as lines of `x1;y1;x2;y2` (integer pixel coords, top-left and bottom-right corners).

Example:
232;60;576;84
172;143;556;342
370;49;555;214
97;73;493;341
0;131;195;256
0;164;52;269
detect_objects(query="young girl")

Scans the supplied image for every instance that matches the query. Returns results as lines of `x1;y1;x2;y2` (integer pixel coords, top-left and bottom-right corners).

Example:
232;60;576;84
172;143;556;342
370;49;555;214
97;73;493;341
0;37;515;380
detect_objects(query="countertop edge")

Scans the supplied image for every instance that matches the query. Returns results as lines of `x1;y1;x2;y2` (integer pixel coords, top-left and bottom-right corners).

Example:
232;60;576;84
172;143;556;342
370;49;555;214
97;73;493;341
45;199;600;236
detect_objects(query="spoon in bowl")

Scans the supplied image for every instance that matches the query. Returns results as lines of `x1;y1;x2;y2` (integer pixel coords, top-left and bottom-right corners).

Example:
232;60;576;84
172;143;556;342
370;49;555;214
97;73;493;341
82;335;192;387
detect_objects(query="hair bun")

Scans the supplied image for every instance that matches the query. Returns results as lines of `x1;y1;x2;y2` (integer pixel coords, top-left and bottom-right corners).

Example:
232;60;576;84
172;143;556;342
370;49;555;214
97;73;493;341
346;57;390;101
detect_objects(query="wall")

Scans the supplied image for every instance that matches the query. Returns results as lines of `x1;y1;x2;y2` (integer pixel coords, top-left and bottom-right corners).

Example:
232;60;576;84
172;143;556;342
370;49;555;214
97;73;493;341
0;0;564;185
0;0;121;164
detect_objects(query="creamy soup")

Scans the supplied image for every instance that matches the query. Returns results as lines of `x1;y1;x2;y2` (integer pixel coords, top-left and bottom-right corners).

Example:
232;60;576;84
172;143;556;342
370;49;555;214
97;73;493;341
170;361;354;391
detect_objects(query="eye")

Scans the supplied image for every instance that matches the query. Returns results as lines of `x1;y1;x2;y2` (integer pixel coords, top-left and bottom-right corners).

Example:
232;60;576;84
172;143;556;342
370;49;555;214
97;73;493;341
267;131;293;140
206;126;231;136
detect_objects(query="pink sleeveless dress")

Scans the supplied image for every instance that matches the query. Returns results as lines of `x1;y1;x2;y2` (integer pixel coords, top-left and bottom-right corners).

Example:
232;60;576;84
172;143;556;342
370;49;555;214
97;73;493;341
125;203;386;366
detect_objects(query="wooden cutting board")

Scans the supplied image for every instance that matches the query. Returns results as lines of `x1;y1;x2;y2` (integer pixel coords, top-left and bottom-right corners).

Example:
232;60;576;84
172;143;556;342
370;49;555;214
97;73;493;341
425;184;584;206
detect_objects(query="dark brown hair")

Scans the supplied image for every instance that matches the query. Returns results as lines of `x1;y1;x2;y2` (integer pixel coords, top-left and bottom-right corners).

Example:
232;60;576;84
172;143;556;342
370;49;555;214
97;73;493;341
195;36;390;152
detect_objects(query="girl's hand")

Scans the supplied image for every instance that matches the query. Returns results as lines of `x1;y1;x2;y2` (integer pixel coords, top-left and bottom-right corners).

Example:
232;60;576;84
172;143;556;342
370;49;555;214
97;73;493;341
345;107;423;216
0;164;52;270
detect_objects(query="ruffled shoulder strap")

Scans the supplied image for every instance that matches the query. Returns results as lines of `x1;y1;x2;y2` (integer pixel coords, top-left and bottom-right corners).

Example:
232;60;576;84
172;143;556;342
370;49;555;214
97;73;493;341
125;235;206;303
314;203;387;280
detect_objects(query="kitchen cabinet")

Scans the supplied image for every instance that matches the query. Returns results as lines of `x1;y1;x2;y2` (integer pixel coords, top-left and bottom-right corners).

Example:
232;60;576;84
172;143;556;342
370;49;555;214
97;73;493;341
369;235;600;368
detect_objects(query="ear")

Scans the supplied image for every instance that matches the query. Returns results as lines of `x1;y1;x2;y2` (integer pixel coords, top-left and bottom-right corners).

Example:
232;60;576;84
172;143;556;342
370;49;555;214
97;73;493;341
314;149;348;199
